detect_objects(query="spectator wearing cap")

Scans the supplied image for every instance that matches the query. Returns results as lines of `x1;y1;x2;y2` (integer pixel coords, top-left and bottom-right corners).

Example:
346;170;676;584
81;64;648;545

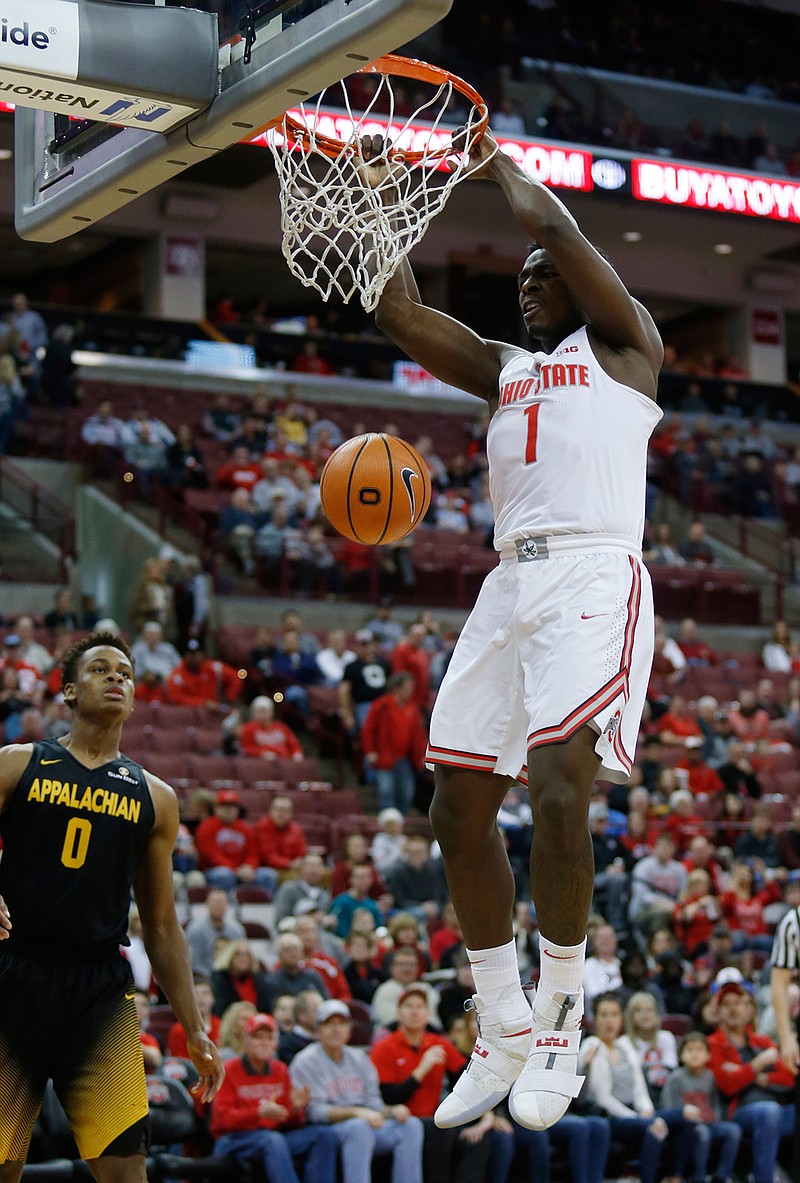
264;933;330;1012
195;789;278;894
165;641;241;709
0;633;43;702
708;979;795;1182
360;673;427;816
369;809;406;878
676;737;725;796
210;1010;339;1183
255;796;308;879
370;984;484;1181
185;887;246;978
338;632;392;734
588;799;631;938
240;697;304;761
290;999;424;1183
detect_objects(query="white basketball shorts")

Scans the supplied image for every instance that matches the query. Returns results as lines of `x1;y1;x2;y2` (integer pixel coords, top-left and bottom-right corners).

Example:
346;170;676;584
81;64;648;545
426;537;654;784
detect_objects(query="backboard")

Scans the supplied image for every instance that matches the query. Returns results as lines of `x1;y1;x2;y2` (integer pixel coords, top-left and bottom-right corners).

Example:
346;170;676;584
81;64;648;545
15;0;453;242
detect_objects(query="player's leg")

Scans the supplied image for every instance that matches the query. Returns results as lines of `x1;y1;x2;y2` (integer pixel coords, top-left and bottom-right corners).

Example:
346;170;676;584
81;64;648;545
509;725;599;1132
0;953;52;1176
85;1155;147;1183
54;959;150;1175
431;766;533;1129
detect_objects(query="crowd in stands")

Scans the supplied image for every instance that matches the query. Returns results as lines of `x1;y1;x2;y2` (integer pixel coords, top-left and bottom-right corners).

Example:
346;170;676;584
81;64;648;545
7;580;800;1177
424;0;800;176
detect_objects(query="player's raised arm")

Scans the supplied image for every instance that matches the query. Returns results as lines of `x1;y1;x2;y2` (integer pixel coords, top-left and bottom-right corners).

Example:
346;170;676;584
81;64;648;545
361;134;510;403
134;774;225;1101
474;130;662;382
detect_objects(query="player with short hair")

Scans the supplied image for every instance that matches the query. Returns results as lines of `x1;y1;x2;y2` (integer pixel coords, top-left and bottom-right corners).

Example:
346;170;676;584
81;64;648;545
363;124;663;1132
0;631;225;1183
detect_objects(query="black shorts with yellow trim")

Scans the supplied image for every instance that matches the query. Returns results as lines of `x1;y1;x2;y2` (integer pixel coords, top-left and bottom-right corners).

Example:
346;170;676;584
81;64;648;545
0;945;150;1164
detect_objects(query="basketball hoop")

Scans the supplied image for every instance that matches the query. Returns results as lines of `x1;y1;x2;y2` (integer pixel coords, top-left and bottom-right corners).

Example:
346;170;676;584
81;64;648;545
264;55;492;312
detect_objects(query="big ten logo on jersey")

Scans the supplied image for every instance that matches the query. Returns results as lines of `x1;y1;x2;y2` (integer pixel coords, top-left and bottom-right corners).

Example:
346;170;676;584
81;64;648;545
498;362;591;408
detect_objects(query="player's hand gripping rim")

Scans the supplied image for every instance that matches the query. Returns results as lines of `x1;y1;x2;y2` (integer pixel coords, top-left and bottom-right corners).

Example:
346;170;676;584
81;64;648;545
0;894;10;940
448;123;500;180
187;1032;225;1102
357;134;405;196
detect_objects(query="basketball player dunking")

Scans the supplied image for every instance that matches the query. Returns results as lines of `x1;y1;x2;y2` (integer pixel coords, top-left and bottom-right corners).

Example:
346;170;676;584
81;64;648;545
362;127;663;1131
0;632;224;1183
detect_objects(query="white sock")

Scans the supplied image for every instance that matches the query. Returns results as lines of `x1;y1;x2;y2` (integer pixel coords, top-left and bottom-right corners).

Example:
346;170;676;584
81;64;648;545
537;934;587;999
467;940;525;1006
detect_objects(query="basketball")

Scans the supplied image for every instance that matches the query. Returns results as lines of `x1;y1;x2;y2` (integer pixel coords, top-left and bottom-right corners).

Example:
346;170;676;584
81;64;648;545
319;433;432;545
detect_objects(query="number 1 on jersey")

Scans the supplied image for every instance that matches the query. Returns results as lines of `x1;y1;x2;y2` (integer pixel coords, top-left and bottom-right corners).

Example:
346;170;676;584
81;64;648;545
524;403;540;464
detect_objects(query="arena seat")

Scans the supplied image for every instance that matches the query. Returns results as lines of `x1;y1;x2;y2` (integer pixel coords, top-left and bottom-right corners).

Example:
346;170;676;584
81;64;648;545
661;1013;692;1038
346;999;375;1047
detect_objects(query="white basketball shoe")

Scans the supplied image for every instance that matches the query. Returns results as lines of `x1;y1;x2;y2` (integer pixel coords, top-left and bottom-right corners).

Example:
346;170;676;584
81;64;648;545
508;988;585;1131
433;985;532;1128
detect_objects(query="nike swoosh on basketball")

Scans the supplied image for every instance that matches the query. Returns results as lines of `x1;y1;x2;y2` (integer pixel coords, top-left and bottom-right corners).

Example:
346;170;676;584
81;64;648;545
400;466;418;518
41;759;62;766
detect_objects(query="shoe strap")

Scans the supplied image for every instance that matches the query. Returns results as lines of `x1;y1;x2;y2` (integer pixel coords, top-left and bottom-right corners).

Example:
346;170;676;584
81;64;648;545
467;993;531;1026
515;1067;585;1098
469;1035;530;1086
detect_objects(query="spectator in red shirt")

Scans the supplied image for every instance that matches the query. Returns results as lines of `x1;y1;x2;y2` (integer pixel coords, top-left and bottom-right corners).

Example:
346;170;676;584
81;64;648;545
675;617;717;665
682;835;724;894
167;975;222;1059
370;983;498;1183
428;901;463;971
210;1011;339;1183
291;340;333;376
657;694;702;744
728;689;772;749
708;980;794;1180
672;868;722;957
676;737;724;796
255;796;308;877
390;624;431;717
719;860;783;954
295;913;351;1001
215;445;264;493
165;640;241;709
361;673;427;815
196;789;277;894
240;696;304;761
665;786;712;852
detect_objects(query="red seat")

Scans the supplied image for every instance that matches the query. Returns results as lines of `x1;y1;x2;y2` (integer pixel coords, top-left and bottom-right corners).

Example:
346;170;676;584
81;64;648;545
277;756;321;785
148;1005;177;1048
152;704;203;730
661;1013;692;1038
191;754;240;786
190;727;224;755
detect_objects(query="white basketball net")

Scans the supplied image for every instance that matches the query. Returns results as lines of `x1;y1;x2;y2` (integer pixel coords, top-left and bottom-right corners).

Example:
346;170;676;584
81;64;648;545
265;65;490;312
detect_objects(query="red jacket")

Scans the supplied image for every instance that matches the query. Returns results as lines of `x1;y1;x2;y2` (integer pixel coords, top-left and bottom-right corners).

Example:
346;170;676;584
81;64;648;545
210;1055;304;1135
361;693;427;770
239;719;302;760
214;460;263;492
672;891;721;955
195;817;260;871
708;1025;795;1115
255;817;307;870
166;659;241;706
370;1029;466;1118
302;950;351;1000
390;645;431;713
720;880;782;936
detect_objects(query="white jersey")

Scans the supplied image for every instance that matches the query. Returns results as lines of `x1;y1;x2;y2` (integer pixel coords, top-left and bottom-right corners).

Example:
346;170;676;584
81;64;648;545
488;326;663;550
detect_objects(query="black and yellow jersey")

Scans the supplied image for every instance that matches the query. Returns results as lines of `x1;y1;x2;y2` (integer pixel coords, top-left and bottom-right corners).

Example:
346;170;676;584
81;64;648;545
0;739;156;953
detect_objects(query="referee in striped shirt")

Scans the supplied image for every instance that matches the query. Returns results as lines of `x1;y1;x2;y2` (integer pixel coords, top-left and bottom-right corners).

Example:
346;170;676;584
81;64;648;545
771;904;800;1180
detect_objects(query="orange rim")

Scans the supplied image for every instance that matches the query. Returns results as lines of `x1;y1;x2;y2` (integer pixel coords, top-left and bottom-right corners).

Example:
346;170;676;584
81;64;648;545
279;53;488;163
